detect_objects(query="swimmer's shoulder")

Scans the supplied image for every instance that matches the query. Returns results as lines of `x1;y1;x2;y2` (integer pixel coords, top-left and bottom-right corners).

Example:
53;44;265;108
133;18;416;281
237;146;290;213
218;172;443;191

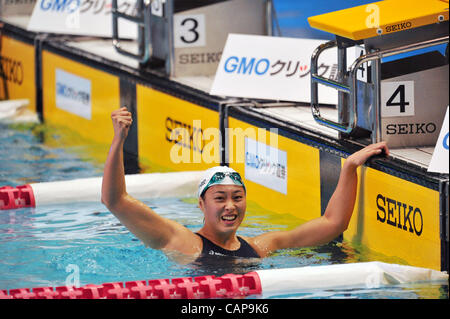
243;232;283;258
161;221;203;261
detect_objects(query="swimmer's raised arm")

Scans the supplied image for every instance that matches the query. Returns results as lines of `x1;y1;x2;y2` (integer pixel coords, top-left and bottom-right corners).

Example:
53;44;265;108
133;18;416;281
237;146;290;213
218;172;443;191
249;142;389;257
101;108;132;211
101;108;200;256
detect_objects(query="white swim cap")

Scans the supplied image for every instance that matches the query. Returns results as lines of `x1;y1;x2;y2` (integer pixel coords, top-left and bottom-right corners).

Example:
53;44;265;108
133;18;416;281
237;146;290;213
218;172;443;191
198;166;246;198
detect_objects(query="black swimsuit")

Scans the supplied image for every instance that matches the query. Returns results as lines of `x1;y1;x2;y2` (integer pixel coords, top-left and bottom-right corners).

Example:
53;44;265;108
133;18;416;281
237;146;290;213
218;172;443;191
190;233;261;276
195;233;260;259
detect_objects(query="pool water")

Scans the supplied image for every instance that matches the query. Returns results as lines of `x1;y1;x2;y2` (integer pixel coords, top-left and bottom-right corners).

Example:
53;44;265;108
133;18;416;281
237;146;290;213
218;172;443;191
0;123;448;299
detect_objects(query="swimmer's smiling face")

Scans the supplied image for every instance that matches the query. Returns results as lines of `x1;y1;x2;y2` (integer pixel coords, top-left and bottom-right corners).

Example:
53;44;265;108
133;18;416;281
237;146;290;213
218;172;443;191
199;184;246;235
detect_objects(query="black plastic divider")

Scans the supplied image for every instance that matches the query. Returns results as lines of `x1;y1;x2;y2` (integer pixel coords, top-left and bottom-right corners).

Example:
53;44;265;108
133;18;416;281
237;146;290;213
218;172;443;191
0;25;8;100
34;34;47;122
319;150;341;216
120;77;140;174
219;102;229;166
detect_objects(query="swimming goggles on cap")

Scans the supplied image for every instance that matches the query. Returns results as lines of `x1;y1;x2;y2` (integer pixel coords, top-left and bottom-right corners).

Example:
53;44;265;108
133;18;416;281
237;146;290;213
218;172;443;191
200;172;246;197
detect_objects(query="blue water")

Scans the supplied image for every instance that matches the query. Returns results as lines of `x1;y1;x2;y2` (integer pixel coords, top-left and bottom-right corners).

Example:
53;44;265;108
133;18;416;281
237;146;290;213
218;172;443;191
0;124;103;186
0;122;448;299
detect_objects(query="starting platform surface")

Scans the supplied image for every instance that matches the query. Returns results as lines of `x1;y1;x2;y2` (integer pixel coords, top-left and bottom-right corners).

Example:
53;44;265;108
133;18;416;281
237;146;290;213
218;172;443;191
308;0;449;40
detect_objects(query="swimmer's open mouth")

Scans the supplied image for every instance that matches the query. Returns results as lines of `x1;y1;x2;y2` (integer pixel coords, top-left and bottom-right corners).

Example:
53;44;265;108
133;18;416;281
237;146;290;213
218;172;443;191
221;215;237;221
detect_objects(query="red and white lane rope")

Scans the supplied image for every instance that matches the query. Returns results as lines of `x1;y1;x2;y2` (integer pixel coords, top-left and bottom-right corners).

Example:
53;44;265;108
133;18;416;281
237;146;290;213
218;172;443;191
1;272;261;300
1;262;447;299
0;171;203;210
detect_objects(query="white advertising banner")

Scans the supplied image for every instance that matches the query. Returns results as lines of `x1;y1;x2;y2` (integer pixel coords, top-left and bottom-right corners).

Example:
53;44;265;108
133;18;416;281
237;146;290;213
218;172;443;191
210;34;366;104
428;106;449;174
27;0;137;38
55;68;92;120
244;137;287;194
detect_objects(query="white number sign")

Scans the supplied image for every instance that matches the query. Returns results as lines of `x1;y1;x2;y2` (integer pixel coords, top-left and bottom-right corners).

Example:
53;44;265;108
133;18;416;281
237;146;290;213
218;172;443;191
174;14;206;48
381;81;415;117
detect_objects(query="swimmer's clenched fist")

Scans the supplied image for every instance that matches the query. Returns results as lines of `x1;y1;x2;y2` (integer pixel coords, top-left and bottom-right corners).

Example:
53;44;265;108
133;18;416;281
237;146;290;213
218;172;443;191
111;107;132;141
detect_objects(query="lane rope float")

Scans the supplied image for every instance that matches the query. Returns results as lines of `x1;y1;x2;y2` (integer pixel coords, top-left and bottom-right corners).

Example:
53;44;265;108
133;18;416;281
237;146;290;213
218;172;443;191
1;262;447;299
0;171;204;210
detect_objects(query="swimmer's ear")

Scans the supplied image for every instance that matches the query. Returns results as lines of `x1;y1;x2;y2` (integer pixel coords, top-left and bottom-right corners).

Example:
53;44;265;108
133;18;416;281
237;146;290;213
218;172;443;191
198;196;205;212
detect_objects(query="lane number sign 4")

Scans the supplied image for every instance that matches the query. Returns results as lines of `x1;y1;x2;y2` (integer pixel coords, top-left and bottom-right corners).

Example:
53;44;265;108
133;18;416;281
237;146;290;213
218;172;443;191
381;81;415;117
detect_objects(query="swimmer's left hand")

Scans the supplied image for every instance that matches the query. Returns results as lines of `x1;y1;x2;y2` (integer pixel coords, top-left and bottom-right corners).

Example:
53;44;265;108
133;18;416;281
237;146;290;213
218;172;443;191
345;141;389;169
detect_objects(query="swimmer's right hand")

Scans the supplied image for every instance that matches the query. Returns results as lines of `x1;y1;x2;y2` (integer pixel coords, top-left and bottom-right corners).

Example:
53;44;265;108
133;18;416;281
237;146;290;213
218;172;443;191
111;107;133;141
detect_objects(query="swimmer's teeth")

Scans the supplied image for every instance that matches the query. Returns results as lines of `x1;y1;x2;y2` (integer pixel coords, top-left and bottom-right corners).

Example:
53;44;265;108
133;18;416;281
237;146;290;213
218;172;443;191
222;215;237;221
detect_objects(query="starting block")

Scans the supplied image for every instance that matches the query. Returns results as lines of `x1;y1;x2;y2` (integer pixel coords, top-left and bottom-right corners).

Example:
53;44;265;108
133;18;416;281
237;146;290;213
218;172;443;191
112;0;273;77
308;0;449;147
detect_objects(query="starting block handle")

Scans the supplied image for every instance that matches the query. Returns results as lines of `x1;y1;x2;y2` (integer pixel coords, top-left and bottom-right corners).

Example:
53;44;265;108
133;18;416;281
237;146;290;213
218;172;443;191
311;35;450;136
347;35;449;142
310;40;354;134
112;0;152;63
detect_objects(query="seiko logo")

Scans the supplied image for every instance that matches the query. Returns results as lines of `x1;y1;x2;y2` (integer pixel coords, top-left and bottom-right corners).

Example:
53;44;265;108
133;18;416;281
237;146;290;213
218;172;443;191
179;52;222;65
165;117;204;153
385;21;412;33
0;55;24;85
376;194;423;236
386;123;436;135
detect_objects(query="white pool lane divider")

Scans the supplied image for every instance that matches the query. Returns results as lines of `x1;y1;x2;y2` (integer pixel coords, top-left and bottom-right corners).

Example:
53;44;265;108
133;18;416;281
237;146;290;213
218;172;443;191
0;171;204;210
257;261;448;298
1;261;448;299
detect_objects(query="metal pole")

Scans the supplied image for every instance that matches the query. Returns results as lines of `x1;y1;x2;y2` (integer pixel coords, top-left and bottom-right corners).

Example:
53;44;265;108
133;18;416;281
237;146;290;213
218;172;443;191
337;46;348;137
266;0;273;36
372;54;381;143
166;0;175;76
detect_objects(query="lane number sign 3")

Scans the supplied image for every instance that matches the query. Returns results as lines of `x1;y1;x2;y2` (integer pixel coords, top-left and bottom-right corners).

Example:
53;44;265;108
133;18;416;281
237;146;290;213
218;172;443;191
174;14;206;48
